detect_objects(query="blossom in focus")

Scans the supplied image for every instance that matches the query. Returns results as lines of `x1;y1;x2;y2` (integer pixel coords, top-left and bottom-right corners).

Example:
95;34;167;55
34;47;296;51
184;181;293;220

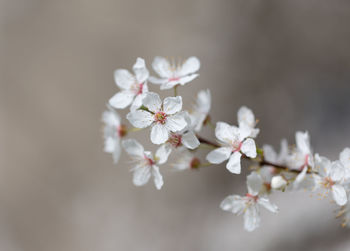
109;58;149;111
189;89;211;132
206;121;257;174
149;56;200;90
102;105;126;163
220;172;279;232
122;139;171;190
313;154;348;206
127;92;187;145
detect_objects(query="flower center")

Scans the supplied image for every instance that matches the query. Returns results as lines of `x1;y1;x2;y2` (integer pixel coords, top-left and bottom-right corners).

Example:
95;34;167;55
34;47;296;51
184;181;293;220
322;177;334;189
154;111;167;124
232;141;243;152
190;158;201;169
168;77;180;82
117;125;127;137
144;155;155;166
168;133;182;148
245;193;258;202
132;83;144;95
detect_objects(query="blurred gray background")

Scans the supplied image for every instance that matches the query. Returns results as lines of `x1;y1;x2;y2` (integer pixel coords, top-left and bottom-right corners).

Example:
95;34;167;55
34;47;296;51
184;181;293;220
1;0;350;250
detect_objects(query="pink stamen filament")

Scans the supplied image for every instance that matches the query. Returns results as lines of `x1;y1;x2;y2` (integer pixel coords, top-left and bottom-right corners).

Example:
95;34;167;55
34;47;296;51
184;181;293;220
154;111;167;124
245;193;258;201
168;77;180;82
232;141;243;153
144;155;155;166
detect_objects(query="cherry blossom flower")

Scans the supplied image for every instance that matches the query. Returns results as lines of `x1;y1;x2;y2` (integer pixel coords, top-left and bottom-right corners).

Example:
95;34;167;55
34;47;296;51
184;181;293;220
313;154;348;206
206;121;257;174
126;92;187;145
237;106;260;138
189;89;211;132
172;149;201;170
220;172;279;232
149;57;200;90
109;58;149;111
122;139;171;190
102;105;126;163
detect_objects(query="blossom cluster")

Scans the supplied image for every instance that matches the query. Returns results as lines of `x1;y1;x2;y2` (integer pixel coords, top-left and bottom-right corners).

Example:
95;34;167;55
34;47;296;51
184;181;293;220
102;56;350;232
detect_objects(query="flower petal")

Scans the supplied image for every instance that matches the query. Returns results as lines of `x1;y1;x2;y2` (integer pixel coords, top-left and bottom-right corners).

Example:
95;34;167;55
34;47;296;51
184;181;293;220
130;94;144;111
126;110;153;128
247;172;263;196
182;131;200;149
142;92;162;113
178;74;199;86
263;145;277;163
220;195;245;215
114;69;135;89
215;122;237;143
339;147;350;168
133;166;151;187
152;57;172;78
206;147;231;164
109;91;135;109
295;131;311;154
148;76;168;85
244;206;260;232
152;165;164;190
112;139;121;164
155;144;172;165
163;96;182;115
258;197;279;213
165;113;187;132
133;57;149;83
332;184;347;206
151;124;169;144
159;80;179;90
241;138;257;158
178;57;200;76
122;139;144;158
226;151;242;174
237;106;255;128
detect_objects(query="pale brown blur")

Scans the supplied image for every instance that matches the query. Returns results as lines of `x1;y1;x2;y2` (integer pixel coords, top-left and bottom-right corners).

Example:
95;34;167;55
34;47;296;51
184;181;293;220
1;1;350;250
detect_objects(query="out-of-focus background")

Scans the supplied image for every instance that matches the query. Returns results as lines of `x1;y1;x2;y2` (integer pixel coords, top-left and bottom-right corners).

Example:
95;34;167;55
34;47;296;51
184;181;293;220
1;0;350;250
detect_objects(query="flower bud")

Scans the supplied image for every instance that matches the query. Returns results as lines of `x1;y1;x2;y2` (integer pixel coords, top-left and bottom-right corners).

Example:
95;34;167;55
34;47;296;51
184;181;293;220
271;176;287;190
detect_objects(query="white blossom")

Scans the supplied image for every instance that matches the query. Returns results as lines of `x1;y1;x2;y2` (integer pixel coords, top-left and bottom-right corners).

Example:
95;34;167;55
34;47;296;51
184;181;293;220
122;139;171;190
109;58;149;111
313;154;348;206
172;149;200;170
102;105;126;163
149;57;200;90
126;92;187;145
220;172;278;232
189;89;211;132
271;176;287;190
206;121;257;174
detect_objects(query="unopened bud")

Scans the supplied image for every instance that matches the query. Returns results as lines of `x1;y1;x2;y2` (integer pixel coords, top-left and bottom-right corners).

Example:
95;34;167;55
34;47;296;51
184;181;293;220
271;176;287;190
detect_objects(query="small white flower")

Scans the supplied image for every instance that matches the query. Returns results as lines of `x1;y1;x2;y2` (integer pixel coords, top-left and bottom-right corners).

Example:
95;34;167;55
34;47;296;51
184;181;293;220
109;58;149;111
237;106;260;138
313;154;348;206
189;89;211;132
122;139;171;190
220;172;278;232
172;149;201;170
206;121;257;174
271;176;287;190
102;105;126;163
288;131;314;186
149;56;200;90
126;92;187;145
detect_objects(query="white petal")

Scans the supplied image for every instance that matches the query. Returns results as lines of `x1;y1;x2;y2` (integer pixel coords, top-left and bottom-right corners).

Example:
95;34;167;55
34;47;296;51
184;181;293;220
114;69;135;89
112;140;121;164
247;172;263;195
263;145;277;163
215;122;237;143
182;131;200;149
102;109;120;127
178;57;200;76
126;110;153;128
165;113;187;132
220;195;245;214
159;80;179;90
294;166;308;186
104;137;116;153
133;166;151;187
152;57;172;78
241;138;257;158
152;165;164;190
196;89;211;113
277;139;289;164
244;206;260;232
332;185;347;206
122;139;144;158
155;144;172;165
206;147;231;164
339;147;350;168
142;92;162;113
151;124;169;144
178;74;199;85
148;76;168;85
163;96;182;115
109;91;135;109
133;57;149;83
296;131;311;154
258;197;279;213
226;151;242;174
130;94;144;111
237;106;255;128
